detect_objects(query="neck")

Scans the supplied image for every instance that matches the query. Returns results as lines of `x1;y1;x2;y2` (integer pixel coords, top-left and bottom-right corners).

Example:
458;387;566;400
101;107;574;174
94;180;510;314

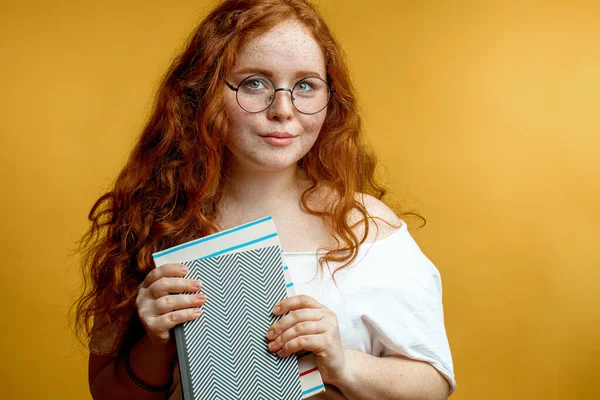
218;160;307;224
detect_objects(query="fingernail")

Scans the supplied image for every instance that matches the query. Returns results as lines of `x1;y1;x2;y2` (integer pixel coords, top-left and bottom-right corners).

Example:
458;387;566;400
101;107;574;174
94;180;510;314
273;306;280;315
192;280;201;289
196;293;206;301
194;308;202;316
266;330;274;340
181;266;189;273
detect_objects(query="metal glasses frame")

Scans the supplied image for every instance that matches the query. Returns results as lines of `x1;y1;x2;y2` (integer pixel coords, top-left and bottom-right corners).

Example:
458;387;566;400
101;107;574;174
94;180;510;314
225;74;336;115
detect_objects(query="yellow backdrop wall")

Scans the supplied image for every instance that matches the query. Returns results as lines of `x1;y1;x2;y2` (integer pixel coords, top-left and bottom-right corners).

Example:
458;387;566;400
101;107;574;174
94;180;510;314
1;0;598;398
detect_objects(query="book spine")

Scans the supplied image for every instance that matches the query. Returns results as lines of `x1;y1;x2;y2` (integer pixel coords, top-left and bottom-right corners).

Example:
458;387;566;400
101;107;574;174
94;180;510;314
174;324;194;400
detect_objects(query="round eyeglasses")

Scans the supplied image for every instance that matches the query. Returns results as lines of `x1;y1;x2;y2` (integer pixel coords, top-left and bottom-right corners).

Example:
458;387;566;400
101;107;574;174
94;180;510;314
225;75;335;115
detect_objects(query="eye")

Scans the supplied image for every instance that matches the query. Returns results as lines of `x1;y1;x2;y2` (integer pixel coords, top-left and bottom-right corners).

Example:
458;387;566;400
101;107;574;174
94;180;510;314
295;80;315;92
244;79;262;89
241;76;270;91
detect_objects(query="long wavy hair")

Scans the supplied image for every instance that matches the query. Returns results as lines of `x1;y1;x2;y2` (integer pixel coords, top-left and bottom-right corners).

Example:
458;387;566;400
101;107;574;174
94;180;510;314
73;0;419;356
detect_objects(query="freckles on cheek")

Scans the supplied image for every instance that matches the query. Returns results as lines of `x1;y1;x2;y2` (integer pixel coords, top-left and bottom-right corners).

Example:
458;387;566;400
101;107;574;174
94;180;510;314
227;109;245;131
303;114;327;132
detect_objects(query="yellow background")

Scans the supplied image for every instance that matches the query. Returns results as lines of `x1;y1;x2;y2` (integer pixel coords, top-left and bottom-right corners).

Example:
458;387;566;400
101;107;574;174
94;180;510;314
1;0;598;398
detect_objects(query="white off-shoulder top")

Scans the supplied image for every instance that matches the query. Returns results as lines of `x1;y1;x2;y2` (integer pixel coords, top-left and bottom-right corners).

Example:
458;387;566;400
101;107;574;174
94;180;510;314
284;221;456;397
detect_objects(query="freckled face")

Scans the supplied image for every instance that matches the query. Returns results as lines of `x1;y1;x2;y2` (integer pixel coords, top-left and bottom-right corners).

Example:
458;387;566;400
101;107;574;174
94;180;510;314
223;20;328;172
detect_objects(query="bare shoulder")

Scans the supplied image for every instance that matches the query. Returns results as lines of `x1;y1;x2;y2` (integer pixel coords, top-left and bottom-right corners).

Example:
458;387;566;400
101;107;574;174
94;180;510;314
304;184;404;243
356;193;402;224
353;193;404;242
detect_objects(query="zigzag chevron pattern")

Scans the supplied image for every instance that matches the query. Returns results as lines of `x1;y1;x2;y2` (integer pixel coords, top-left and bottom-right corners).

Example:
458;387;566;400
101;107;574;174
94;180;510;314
180;246;302;400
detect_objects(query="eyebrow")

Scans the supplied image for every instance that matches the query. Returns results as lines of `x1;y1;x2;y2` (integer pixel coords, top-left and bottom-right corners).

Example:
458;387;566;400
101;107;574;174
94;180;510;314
232;67;324;80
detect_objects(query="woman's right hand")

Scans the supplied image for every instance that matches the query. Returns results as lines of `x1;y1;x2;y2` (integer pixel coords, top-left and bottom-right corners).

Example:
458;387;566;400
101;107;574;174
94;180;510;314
136;263;206;345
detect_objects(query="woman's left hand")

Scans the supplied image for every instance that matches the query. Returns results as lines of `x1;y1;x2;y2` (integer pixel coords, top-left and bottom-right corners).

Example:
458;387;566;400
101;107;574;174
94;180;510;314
265;295;346;385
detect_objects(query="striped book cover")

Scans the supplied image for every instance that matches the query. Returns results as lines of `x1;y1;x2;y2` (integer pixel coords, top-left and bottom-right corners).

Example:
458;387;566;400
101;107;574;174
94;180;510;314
152;216;325;399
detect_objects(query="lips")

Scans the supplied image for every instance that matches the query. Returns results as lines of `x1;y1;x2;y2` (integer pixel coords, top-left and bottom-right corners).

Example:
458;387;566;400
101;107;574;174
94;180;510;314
260;131;297;146
260;131;296;139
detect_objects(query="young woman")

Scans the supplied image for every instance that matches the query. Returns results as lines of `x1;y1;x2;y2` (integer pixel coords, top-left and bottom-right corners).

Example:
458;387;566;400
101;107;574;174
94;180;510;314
74;0;456;399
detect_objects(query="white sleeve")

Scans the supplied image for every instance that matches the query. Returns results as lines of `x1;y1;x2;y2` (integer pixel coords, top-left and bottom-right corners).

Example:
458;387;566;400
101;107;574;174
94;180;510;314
396;273;456;394
366;272;456;395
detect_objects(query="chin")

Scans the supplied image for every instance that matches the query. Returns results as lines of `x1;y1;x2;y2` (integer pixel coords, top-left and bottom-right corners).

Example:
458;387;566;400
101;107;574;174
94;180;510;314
225;143;310;173
225;152;297;172
254;158;301;172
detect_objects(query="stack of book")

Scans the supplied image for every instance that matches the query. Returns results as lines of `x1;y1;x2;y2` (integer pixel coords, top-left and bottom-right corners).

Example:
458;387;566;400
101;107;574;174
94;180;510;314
152;216;325;399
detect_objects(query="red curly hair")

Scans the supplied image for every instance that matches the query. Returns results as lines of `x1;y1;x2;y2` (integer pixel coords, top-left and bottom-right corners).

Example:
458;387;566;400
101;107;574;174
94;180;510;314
74;0;406;356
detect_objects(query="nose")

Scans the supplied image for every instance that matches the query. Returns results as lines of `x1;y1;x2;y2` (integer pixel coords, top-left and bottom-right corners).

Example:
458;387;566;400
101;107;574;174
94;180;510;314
266;88;294;120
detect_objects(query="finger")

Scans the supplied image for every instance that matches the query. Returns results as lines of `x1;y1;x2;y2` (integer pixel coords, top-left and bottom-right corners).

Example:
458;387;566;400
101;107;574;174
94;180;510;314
154;293;207;314
266;308;323;340
274;334;323;358
142;264;189;288
148;277;202;298
151;308;203;332
268;320;325;353
273;295;322;315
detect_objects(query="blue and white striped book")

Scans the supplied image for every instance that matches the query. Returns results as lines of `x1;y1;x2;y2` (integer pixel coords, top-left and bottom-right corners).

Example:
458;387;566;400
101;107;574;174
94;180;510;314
152;216;325;399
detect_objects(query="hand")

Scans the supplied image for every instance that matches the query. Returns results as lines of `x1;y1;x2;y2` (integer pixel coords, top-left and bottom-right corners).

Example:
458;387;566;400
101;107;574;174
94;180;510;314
136;263;206;345
265;295;346;385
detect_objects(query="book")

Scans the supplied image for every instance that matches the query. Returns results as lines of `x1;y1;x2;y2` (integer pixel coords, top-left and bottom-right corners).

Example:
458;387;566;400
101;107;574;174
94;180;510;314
152;216;325;399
